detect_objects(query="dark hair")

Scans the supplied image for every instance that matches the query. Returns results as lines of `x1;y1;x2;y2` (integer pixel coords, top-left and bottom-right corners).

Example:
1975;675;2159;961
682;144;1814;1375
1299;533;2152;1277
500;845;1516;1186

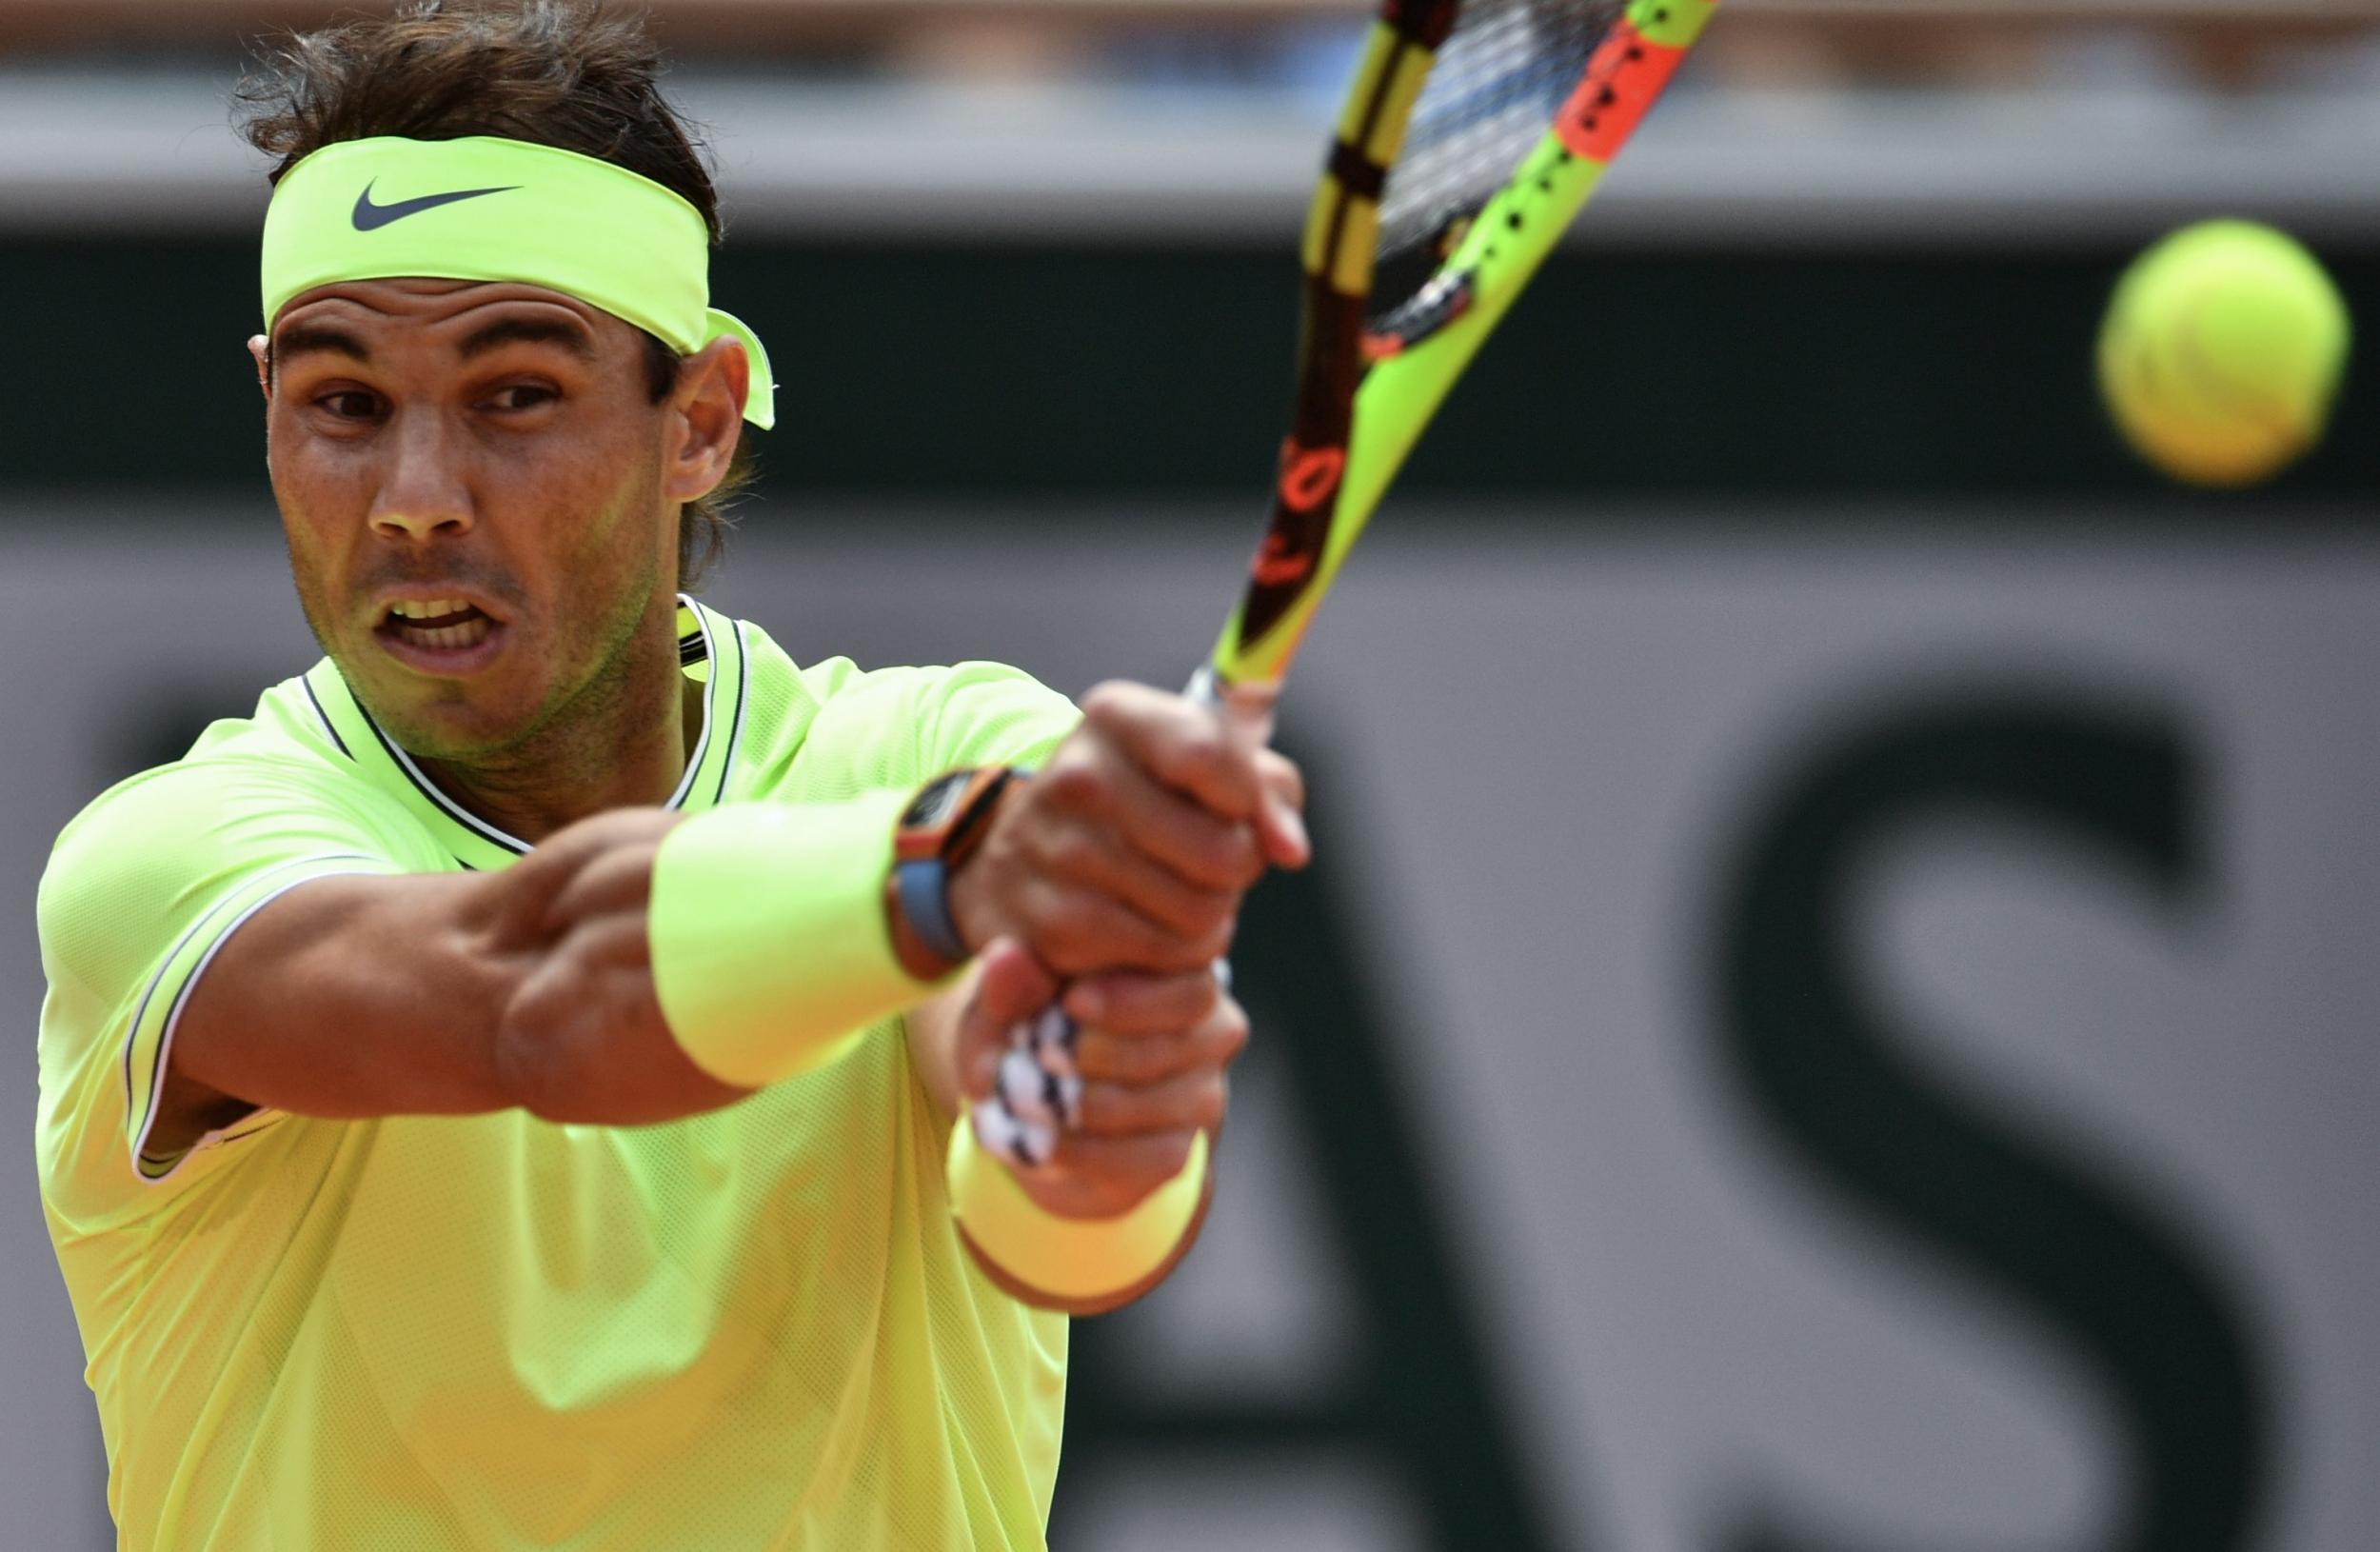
237;0;753;587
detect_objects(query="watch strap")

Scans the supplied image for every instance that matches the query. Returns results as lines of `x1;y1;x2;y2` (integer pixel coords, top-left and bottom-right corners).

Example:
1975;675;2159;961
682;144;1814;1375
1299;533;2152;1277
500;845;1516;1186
885;766;1023;981
896;856;969;966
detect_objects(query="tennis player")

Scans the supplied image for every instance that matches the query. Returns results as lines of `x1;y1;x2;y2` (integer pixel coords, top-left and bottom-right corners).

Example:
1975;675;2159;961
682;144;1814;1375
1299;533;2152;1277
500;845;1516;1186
33;4;1305;1546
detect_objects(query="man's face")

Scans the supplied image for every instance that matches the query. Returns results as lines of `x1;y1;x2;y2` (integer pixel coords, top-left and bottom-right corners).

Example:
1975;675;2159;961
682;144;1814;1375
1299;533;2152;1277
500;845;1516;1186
257;278;683;761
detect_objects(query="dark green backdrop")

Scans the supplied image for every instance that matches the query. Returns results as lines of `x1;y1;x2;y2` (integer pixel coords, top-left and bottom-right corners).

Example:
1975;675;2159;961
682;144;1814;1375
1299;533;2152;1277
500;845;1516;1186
4;236;2373;513
2;229;2353;1551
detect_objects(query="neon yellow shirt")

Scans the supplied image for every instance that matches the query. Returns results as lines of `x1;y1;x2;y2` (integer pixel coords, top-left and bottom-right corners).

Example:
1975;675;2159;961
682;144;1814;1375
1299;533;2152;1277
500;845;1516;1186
36;600;1081;1551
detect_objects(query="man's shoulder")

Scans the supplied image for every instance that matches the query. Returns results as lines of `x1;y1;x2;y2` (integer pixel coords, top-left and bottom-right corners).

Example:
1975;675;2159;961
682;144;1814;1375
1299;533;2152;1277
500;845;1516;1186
721;614;1076;781
44;670;430;920
796;654;1057;709
786;647;1079;774
37;671;440;1061
54;671;382;846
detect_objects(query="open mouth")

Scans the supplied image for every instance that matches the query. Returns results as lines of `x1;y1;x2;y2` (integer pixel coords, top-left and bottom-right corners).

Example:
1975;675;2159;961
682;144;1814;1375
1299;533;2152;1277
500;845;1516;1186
374;598;506;672
381;598;495;648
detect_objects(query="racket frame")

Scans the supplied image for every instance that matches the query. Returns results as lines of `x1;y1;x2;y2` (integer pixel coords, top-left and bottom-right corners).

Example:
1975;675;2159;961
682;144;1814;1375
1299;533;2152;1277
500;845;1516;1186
973;0;1724;1181
1210;0;1723;691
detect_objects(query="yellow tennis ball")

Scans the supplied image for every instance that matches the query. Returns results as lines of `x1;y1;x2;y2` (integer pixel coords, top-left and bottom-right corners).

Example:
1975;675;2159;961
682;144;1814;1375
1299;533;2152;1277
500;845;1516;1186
2099;220;2351;487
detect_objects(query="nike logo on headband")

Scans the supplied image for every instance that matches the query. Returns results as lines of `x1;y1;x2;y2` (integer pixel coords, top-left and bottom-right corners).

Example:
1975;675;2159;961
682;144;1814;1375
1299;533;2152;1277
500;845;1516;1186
350;181;520;231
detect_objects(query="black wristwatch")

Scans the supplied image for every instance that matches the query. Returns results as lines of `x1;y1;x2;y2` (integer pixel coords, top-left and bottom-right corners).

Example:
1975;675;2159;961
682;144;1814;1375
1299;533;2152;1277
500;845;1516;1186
885;766;1019;979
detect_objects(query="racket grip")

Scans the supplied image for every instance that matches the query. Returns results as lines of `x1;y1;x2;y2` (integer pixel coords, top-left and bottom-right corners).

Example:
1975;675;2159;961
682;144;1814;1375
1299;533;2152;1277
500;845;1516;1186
972;667;1269;1174
970;1004;1084;1170
973;960;1236;1174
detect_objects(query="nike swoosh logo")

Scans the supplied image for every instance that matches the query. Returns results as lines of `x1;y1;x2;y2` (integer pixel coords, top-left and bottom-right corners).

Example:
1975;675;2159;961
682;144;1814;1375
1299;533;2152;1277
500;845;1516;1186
350;181;520;231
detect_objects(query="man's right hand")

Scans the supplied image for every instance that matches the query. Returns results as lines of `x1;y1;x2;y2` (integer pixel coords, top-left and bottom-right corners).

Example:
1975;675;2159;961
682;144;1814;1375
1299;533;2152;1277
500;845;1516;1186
944;680;1308;979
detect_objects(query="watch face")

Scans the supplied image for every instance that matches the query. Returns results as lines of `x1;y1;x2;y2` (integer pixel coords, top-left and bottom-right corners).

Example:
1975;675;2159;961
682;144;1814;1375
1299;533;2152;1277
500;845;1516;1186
903;772;970;831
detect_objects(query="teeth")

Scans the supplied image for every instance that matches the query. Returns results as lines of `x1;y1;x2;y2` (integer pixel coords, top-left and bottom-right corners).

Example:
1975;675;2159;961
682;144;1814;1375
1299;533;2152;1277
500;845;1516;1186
390;598;471;621
396;616;492;652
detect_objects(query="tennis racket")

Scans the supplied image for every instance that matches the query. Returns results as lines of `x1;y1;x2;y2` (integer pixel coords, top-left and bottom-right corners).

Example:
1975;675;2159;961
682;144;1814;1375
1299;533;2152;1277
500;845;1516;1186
977;0;1723;1171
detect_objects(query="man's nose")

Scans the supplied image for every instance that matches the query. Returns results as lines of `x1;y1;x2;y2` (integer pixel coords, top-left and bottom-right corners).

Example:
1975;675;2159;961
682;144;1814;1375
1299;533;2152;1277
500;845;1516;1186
368;410;475;542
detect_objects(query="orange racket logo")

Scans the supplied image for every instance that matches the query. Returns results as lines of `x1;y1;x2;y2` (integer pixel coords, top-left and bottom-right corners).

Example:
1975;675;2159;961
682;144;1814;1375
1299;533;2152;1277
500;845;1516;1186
1251;532;1318;588
1277;442;1347;513
1244;440;1345;597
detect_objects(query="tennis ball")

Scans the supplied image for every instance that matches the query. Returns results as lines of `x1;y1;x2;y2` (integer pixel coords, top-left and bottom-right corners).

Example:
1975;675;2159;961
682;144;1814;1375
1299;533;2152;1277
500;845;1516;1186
2098;220;2351;487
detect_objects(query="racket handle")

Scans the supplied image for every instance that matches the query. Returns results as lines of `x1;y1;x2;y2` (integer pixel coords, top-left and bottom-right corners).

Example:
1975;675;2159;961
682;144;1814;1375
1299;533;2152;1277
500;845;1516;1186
970;1003;1085;1170
970;668;1274;1174
970;960;1237;1172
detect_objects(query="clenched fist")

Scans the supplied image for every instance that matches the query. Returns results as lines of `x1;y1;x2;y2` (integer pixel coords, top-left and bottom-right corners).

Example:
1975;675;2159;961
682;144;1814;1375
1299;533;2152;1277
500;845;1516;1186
958;939;1251;1221
946;680;1307;978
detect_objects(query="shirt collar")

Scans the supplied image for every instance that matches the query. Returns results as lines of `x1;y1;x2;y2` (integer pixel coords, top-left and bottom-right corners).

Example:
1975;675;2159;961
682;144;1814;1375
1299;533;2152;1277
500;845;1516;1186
302;594;750;869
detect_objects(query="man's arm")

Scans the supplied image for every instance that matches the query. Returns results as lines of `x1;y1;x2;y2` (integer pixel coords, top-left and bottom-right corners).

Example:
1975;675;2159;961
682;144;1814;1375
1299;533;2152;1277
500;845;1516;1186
898;682;1300;1313
903;969;978;1126
154;808;740;1155
158;682;1302;1167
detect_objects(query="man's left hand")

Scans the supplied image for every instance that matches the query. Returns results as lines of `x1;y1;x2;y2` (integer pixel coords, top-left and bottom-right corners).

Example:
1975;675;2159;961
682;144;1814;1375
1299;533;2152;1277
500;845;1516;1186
958;938;1247;1220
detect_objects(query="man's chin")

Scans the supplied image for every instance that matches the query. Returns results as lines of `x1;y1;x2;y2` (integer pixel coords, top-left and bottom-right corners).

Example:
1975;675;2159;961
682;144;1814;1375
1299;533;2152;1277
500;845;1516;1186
339;654;541;763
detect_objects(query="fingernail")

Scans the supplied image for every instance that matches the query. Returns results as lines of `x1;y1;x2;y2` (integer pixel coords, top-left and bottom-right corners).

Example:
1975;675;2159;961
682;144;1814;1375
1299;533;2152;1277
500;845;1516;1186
1277;803;1311;862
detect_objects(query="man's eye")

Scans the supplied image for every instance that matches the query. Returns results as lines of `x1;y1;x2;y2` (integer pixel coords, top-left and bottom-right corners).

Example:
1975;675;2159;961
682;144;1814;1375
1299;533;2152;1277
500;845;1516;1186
317;391;380;419
488;386;557;412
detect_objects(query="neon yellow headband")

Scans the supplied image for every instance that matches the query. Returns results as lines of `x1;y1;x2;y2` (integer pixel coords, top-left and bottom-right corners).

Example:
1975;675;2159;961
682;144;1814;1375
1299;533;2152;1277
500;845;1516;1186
260;134;776;429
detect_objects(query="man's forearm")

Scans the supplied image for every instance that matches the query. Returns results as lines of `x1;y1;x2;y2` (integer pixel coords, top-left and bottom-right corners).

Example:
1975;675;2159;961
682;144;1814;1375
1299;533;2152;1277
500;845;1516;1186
643;793;955;1089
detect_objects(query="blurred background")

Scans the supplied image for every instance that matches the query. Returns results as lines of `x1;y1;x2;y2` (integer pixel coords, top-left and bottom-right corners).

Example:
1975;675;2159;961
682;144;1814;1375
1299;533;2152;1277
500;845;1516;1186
6;1;2380;1548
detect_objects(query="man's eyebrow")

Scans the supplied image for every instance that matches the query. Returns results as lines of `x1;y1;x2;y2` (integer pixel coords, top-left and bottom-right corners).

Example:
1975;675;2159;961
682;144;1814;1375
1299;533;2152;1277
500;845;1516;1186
458;316;597;362
273;325;371;368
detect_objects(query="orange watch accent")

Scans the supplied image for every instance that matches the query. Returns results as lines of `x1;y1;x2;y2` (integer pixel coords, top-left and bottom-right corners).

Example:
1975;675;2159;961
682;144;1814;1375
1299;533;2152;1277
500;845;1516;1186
884;766;1020;981
895;766;1017;866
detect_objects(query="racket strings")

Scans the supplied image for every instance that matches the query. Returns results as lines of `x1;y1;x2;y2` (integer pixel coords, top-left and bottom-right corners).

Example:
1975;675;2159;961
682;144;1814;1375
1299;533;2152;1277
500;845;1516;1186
1375;0;1622;274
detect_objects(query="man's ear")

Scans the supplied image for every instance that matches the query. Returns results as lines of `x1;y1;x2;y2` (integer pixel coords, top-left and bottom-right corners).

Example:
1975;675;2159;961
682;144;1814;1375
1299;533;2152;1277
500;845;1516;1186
663;337;750;505
248;334;271;402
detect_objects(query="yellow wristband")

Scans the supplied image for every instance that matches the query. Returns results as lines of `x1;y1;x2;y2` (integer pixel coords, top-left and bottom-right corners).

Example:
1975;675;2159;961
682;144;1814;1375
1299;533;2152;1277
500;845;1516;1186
648;794;946;1087
947;1117;1211;1308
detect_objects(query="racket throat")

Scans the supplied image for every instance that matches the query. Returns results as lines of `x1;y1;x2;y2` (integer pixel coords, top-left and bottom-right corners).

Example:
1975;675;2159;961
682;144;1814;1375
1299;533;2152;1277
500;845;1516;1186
1186;665;1283;747
1367;268;1479;360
